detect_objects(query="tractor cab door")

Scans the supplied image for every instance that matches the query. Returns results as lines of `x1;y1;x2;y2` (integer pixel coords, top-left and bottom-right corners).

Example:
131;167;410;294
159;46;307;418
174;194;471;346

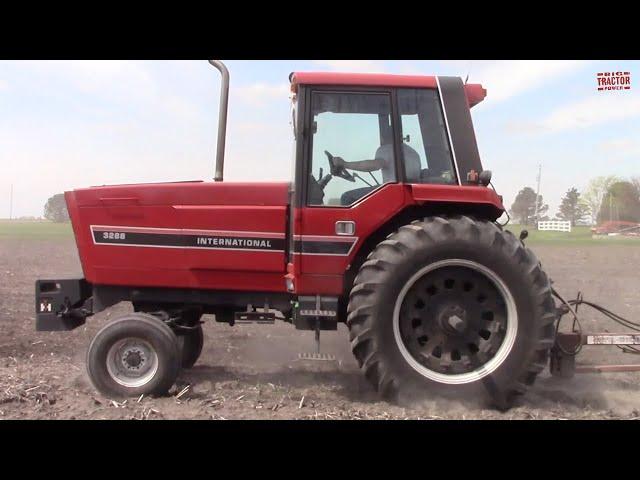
290;87;408;296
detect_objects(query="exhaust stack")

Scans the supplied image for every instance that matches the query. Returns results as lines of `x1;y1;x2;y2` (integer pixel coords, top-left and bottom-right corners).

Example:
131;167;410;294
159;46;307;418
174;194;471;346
209;60;230;182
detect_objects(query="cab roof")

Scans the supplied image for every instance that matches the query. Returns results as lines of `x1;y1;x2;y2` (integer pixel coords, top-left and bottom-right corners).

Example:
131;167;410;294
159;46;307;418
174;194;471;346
290;72;486;107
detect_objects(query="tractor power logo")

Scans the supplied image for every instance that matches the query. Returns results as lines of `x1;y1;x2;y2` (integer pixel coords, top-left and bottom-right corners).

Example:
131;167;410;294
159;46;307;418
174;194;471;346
597;71;631;91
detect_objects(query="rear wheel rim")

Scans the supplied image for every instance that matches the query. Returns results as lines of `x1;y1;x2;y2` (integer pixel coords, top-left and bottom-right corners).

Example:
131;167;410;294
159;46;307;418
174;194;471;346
393;259;517;385
106;338;159;388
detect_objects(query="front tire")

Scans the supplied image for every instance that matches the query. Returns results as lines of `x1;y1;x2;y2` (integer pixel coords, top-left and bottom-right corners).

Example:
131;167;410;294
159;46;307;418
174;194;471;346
87;313;181;398
178;324;204;369
347;216;556;408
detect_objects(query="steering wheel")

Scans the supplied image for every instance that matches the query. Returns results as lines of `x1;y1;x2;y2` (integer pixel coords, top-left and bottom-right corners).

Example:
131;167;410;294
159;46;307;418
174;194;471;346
325;151;356;183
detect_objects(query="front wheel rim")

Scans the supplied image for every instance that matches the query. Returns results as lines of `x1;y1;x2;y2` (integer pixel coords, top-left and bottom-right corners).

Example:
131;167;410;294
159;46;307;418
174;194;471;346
393;259;518;385
106;338;159;388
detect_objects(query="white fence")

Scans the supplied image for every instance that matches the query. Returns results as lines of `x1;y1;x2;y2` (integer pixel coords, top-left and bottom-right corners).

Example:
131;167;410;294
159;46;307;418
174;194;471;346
538;220;571;232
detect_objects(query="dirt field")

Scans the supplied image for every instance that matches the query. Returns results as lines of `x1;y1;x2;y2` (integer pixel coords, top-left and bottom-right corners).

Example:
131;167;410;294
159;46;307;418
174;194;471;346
2;234;640;420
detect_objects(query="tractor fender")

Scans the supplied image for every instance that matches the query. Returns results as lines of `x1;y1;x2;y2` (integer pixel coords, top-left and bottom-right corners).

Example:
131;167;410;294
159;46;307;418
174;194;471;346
409;184;504;216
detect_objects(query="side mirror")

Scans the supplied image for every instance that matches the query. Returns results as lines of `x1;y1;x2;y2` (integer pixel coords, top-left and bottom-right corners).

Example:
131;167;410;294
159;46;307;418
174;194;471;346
479;170;492;186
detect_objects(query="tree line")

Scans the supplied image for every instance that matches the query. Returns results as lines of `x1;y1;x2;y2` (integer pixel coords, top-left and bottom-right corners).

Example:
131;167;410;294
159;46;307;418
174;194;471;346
510;176;640;226
43;194;70;223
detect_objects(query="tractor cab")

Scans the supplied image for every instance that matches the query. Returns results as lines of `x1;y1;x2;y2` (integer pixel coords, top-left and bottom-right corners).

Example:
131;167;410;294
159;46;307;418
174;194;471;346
294;80;456;208
289;72;488;209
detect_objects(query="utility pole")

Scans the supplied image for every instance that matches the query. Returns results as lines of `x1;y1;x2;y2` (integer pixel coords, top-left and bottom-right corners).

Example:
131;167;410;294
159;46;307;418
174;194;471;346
533;164;542;228
9;183;13;220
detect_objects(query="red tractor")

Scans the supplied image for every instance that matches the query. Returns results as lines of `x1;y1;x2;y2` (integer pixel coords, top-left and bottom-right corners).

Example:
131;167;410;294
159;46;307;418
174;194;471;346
35;61;558;408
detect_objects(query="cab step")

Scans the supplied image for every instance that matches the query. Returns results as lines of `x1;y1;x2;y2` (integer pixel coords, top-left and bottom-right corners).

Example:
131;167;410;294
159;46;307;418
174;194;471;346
234;311;275;324
297;352;336;362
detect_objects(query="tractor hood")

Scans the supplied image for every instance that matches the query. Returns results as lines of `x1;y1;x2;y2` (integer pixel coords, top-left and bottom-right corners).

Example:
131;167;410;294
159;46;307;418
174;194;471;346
64;180;291;291
70;181;290;208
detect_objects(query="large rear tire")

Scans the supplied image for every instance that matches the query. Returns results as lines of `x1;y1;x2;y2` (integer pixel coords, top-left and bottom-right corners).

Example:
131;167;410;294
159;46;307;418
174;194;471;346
87;313;181;399
347;216;556;408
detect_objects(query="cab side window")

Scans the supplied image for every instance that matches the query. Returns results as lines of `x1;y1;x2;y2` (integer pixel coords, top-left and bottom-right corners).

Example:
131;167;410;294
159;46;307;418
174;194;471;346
397;88;457;185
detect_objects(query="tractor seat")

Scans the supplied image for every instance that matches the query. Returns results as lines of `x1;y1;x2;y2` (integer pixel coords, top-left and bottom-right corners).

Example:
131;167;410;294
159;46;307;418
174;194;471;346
340;186;375;206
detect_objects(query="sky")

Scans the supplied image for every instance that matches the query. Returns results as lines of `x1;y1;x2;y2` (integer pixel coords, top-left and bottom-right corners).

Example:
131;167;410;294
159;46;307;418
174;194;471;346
0;60;638;219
